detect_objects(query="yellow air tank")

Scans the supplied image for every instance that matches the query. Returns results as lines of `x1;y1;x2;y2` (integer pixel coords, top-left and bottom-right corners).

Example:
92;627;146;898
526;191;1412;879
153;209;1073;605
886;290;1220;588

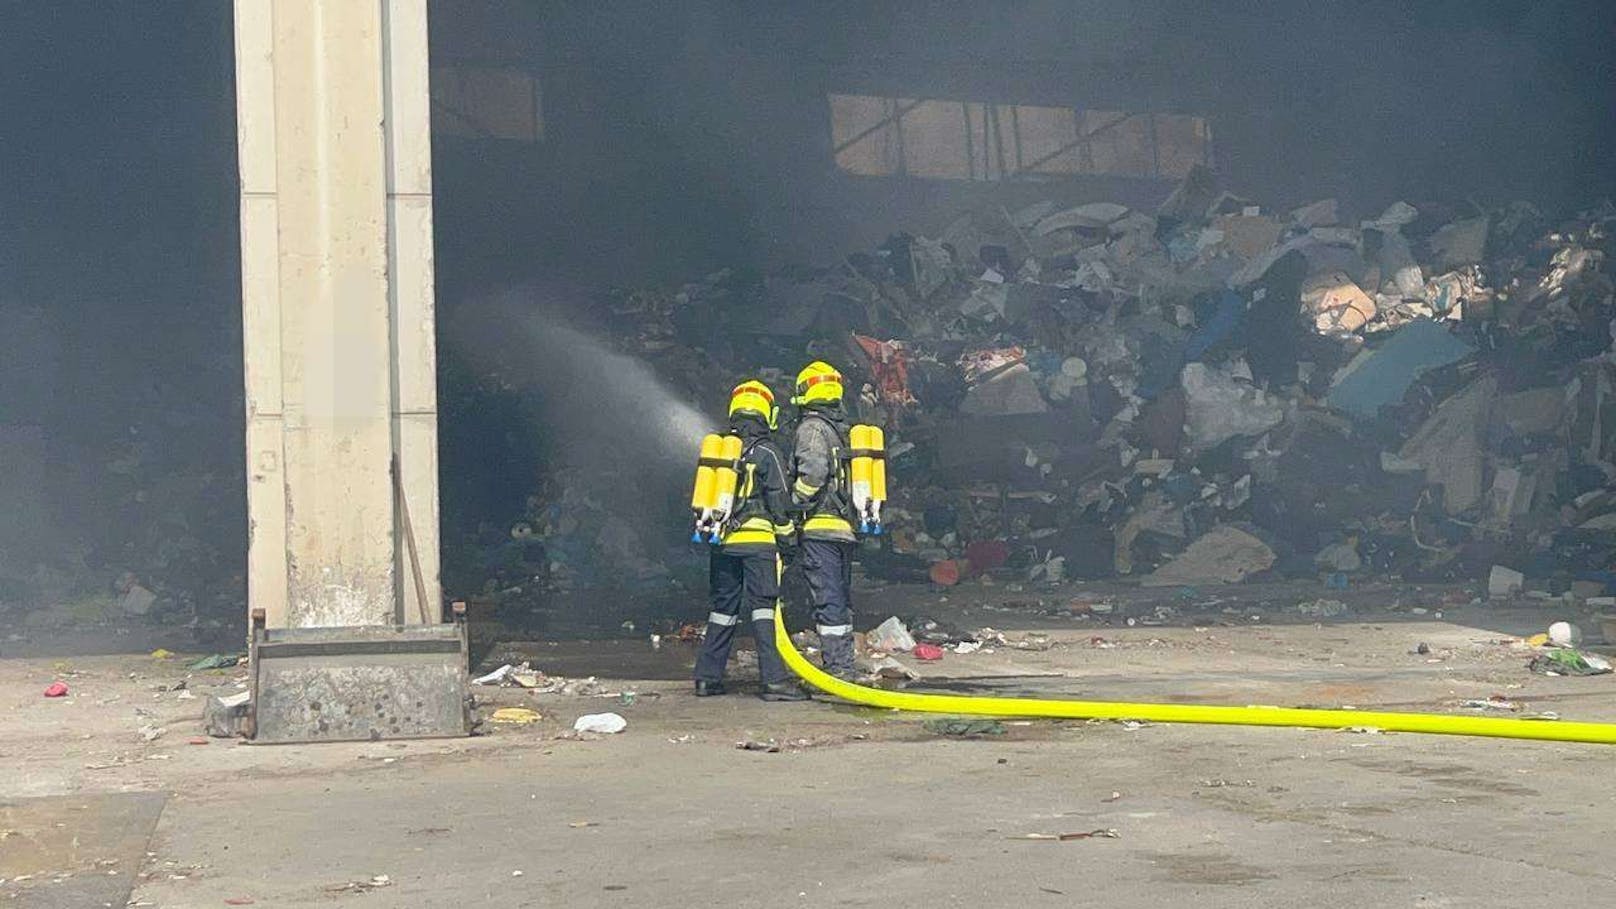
690;433;724;540
711;434;744;536
848;424;873;529
868;424;887;534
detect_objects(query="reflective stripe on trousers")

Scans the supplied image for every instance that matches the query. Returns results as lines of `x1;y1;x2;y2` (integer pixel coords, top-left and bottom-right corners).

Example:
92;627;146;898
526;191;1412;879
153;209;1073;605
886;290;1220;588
694;550;791;686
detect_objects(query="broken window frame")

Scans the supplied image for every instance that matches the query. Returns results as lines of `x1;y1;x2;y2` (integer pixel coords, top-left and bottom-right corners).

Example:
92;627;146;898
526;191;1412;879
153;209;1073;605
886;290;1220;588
829;93;1212;182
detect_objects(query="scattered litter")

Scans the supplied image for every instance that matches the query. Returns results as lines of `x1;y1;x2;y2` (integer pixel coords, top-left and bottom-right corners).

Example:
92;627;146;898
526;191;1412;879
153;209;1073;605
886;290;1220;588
1327;320;1471;419
1548;621;1582;648
490;707;543;725
473;664;515;686
474;663;611;696
868;616;917;653
325;876;393;894
911;643;944;661
1142;525;1276;586
922;718;1006;737
1459;697;1520;712
187;653;243;671
1488;566;1525;599
205;691;252;738
573;712;628;734
150;648;174;660
858;655;920;681
43;682;68;698
1295;599;1348;619
1529;649;1613;677
1009;829;1120;842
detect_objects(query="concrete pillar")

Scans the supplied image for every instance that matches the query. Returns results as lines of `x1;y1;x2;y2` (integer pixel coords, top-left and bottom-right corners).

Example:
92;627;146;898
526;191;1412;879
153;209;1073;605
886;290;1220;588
234;0;440;628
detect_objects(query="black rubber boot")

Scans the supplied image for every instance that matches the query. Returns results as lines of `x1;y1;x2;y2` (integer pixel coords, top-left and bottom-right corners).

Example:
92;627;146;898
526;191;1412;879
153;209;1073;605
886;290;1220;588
694;679;727;697
759;681;810;702
820;634;857;681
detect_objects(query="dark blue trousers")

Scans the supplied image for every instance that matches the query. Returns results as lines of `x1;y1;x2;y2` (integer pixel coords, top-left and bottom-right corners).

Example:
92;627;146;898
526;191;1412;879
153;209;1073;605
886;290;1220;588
694;550;789;685
800;539;854;641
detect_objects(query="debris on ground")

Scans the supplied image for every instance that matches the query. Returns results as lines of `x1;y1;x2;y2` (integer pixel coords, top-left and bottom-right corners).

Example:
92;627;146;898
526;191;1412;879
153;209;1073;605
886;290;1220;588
42;682;68;698
1488;566;1525;599
973;628;1056;651
1548;621;1582;648
187;653;243;671
1459;696;1520;712
473;664;516;685
324;876;393;894
490;707;543;725
911;643;945;661
474;662;613;696
1295;599;1349;619
1008;829;1120;841
856;654;920;681
572;712;628;734
456;174;1616;615
204;690;252;738
922;718;1006;737
1528;649;1613;676
867;616;917;652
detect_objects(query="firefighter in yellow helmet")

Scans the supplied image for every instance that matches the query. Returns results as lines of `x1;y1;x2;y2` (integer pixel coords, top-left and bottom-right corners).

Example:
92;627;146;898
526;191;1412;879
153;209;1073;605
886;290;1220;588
693;379;808;700
785;361;859;679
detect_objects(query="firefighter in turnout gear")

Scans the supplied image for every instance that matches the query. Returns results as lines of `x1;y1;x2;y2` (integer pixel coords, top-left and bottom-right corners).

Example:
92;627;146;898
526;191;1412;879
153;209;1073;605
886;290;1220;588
692;380;809;700
786;361;860;679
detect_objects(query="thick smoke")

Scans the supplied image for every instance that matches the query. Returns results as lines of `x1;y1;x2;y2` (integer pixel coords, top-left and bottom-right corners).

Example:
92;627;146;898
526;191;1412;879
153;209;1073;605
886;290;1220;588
442;288;712;534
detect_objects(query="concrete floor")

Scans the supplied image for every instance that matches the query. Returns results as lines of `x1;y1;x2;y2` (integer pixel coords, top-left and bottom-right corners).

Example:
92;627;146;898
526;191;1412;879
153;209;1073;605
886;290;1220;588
3;585;1615;907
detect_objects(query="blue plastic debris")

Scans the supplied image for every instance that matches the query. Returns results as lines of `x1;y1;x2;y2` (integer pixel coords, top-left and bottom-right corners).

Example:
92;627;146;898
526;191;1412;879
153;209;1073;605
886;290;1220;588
1326;320;1471;420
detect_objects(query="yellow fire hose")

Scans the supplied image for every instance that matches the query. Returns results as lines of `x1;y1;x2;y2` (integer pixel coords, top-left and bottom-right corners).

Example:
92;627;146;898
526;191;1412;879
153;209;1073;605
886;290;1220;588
772;608;1616;745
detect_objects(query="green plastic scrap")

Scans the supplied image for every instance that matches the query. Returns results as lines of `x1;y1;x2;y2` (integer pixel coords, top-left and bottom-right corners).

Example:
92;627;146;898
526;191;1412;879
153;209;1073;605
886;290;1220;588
1528;648;1613;677
188;653;244;671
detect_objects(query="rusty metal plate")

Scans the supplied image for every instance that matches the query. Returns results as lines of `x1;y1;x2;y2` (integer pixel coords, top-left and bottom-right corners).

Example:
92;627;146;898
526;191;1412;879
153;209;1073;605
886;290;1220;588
249;623;470;744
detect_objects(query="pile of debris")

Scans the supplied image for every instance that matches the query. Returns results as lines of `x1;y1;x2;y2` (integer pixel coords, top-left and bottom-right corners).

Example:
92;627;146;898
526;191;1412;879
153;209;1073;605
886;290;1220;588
502;166;1616;603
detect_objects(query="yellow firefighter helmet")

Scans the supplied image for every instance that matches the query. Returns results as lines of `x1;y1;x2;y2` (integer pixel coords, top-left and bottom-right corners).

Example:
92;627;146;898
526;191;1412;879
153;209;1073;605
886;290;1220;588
728;379;779;430
791;361;844;407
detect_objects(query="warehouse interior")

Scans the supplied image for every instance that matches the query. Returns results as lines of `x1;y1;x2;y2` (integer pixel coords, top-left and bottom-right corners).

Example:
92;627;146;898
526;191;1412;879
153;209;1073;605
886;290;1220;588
2;0;1614;642
8;4;1616;907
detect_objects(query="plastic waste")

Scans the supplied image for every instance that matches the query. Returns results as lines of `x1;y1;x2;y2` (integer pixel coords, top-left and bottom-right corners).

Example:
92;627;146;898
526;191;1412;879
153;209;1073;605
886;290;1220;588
573;712;628;734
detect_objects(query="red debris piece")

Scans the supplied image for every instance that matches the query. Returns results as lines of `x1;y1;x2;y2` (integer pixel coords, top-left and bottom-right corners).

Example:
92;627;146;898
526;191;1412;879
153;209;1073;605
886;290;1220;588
43;682;68;698
912;643;945;661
